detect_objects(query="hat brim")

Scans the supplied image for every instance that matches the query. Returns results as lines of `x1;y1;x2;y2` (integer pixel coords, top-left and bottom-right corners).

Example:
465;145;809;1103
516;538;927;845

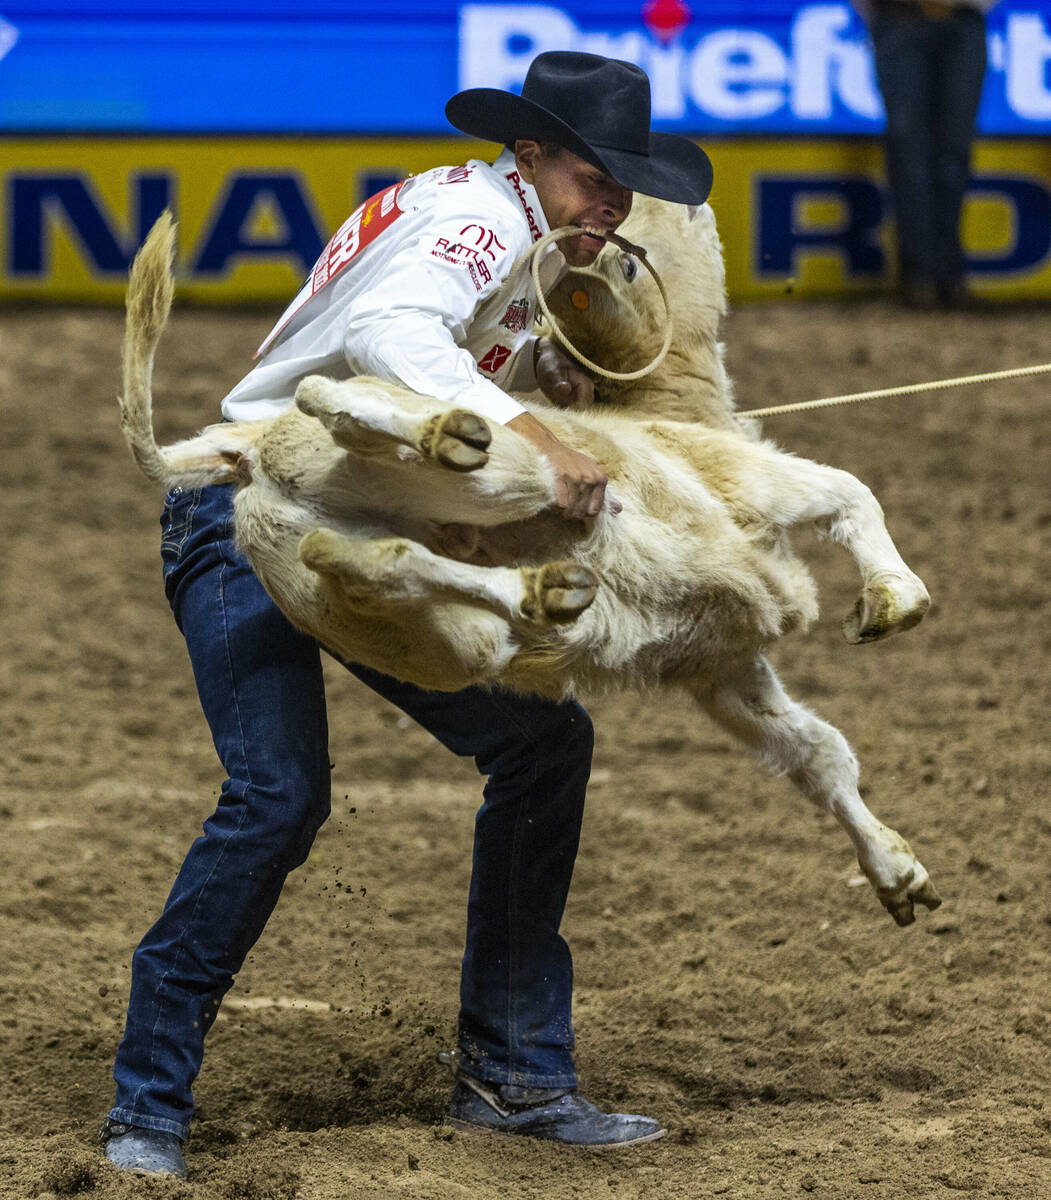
445;89;713;206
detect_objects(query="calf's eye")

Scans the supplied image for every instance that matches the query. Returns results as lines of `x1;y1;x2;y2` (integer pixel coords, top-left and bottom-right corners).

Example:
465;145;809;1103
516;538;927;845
619;254;638;282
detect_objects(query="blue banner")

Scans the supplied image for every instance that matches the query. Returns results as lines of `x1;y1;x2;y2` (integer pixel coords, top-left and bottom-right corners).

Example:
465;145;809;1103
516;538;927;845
2;2;1050;135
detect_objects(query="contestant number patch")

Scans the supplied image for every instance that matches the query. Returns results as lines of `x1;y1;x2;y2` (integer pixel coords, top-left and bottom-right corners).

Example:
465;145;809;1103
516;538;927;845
255;180;405;358
313;182;403;292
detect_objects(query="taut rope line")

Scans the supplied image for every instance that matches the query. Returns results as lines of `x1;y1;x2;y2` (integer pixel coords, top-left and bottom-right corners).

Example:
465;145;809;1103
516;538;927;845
741;361;1051;419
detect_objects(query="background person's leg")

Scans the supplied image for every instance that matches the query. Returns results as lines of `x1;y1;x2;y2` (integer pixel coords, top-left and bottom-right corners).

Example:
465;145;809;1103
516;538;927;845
346;664;592;1089
931;8;987;304
109;485;332;1139
871;7;939;302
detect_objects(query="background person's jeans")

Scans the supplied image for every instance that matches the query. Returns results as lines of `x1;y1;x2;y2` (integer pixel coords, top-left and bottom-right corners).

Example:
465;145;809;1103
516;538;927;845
870;2;987;298
108;484;592;1139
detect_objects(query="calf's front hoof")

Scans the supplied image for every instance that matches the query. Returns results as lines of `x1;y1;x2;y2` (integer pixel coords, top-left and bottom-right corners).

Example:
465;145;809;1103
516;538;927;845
843;575;930;644
421;410;491;472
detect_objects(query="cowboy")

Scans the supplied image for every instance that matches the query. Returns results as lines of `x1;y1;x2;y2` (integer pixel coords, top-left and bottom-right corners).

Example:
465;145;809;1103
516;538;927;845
101;51;713;1177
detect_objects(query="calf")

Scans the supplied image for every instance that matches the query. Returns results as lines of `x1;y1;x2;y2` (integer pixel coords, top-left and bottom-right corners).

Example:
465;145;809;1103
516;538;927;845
120;209;939;926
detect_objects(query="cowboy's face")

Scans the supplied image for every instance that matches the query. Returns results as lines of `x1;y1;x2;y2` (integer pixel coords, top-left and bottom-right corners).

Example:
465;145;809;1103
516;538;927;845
514;141;633;266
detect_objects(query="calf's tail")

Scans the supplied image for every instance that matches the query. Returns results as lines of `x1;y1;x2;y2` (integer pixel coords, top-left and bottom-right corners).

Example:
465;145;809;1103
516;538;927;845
120;210;244;488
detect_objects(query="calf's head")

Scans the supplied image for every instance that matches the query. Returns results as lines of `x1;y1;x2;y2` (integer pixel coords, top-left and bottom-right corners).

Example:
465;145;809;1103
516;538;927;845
544;197;733;422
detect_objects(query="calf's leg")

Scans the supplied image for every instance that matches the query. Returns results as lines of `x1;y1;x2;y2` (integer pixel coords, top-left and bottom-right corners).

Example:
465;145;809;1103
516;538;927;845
708;439;930;644
300;529;597;627
295;375;558;527
297;374;491;469
690;656;941;926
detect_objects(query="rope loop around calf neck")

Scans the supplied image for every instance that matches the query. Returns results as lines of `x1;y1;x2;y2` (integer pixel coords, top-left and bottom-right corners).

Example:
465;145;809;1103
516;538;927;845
517;228;1051;415
529;226;674;383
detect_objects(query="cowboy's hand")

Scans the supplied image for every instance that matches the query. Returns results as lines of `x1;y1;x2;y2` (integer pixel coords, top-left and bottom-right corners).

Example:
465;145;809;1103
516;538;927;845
535;338;594;409
546;441;614;518
506;411;621;519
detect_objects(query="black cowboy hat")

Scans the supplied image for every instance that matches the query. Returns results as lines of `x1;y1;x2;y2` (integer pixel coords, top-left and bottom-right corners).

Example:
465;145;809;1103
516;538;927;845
446;51;713;206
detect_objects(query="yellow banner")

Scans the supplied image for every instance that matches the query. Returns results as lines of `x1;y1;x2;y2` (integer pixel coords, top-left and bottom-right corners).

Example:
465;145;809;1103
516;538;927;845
2;137;1049;303
709;139;1051;300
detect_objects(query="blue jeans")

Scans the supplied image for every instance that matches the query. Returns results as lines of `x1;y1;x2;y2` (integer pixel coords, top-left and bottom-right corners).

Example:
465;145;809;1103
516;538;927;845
108;484;592;1139
870;2;987;295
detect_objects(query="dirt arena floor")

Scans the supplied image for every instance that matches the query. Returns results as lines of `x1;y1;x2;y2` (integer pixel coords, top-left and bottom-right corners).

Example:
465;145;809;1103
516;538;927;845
2;294;1049;1200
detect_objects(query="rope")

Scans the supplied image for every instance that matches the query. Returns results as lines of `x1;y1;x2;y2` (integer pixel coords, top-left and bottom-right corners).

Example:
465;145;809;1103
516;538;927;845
741;361;1051;419
516;226;674;383
504;224;1049;411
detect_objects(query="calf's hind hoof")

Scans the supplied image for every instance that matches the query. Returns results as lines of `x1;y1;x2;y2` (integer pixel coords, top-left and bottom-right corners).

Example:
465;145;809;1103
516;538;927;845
878;876;942;927
521;561;598;623
299;528;345;576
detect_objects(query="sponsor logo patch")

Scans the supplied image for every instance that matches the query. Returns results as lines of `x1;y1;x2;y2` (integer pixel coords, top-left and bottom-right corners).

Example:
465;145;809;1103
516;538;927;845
466;258;490;293
478;344;512;374
505;169;543;243
430;235;494;292
458;223;507;261
499;297;530;334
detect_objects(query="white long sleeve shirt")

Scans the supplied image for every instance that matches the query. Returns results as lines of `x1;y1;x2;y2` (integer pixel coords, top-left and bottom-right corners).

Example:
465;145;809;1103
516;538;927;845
222;149;553;427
